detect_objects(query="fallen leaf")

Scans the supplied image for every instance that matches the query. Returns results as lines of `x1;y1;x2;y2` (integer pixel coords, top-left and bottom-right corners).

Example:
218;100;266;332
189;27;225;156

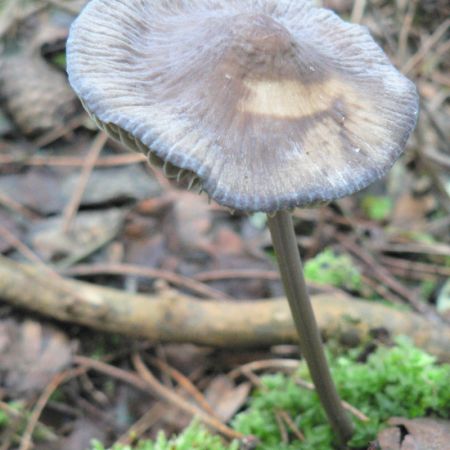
61;165;161;207
164;191;212;254
377;417;450;450
0;168;67;215
29;208;126;263
0;319;74;397
391;193;436;226
204;375;251;423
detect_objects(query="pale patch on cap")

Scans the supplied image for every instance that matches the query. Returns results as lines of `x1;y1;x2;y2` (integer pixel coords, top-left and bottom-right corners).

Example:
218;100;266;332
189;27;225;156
239;77;364;120
239;80;308;118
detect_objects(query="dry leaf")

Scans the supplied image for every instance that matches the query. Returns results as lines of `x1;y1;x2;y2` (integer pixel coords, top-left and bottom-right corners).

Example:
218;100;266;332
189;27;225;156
165;191;213;254
204;375;251;423
29;208;126;262
377;417;450;450
0;319;74;397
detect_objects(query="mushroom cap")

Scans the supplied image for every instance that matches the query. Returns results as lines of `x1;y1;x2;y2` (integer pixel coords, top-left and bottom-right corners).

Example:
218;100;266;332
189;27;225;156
67;0;418;213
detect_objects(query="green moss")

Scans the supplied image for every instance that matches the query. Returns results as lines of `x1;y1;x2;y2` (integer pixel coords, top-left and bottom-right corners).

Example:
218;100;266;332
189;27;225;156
0;409;8;428
91;421;240;450
90;339;450;450
304;249;362;292
49;52;67;69
0;401;24;428
233;337;450;449
0;401;55;442
361;195;393;221
420;279;437;300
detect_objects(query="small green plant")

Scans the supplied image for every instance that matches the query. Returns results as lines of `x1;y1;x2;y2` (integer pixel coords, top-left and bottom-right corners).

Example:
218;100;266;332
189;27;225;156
0;408;8;428
361;195;393;221
304;249;362;292
233;337;450;449
0;401;55;442
91;421;240;450
91;339;450;450
47;52;67;69
0;401;24;429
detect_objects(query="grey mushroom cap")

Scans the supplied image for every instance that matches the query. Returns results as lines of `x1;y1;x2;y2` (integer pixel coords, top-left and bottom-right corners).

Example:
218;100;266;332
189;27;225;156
67;0;418;213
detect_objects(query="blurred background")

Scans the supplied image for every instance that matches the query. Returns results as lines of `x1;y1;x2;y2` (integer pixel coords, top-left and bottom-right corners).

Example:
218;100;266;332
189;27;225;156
0;1;449;449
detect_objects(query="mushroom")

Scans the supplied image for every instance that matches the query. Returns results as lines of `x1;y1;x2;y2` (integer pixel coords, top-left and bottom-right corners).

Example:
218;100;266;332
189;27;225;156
67;0;418;445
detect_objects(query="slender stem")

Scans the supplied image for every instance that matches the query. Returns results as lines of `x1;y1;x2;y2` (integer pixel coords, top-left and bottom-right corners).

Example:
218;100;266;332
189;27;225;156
267;210;354;446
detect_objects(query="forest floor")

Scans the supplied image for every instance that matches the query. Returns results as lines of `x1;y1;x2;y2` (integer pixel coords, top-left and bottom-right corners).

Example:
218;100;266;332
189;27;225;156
0;1;449;449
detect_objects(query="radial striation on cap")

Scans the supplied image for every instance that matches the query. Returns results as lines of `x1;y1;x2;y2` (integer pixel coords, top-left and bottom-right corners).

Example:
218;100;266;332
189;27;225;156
67;0;419;213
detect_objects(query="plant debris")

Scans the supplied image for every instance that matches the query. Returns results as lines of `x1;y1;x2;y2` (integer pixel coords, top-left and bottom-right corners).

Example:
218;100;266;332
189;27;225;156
0;0;449;449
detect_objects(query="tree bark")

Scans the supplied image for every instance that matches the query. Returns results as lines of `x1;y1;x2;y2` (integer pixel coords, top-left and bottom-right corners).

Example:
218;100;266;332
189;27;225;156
0;255;449;361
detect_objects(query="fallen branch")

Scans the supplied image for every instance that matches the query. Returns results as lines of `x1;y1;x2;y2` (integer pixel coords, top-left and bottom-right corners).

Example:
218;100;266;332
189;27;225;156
0;256;449;361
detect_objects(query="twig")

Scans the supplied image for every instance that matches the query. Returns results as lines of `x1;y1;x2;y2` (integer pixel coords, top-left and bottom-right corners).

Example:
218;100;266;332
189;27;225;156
431;70;450;88
419;157;450;214
33;115;87;148
370;241;450;258
20;153;146;168
422;147;450;170
148;356;217;417
194;269;342;294
0;192;41;220
402;18;450;74
240;367;264;388
74;355;149;390
76;354;243;440
0;224;48;268
337;233;438;319
61;132;108;233
55;227;122;270
361;275;405;306
115;403;166;445
420;102;450;153
351;0;367;24
63;262;230;300
0;400;58;446
194;269;280;282
132;353;244;440
278;410;305;441
275;410;289;444
0;226;100;310
238;368;305;443
2;256;450;361
397;0;418;63
229;359;370;423
0;404;25;450
420;215;450;237
380;256;450;278
294;379;369;422
415;112;450;214
228;359;299;380
18;368;85;450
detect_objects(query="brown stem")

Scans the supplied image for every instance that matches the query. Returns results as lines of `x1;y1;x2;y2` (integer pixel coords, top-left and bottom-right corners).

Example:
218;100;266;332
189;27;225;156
267;210;354;445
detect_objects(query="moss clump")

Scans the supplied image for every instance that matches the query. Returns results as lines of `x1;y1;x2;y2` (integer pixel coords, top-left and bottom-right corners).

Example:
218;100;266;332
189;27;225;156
91;339;450;450
304;249;362;292
361;195;393;221
233;338;450;449
91;421;240;450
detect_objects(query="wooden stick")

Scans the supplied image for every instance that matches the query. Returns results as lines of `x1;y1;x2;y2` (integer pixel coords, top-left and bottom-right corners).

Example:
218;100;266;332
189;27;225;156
0;255;449;361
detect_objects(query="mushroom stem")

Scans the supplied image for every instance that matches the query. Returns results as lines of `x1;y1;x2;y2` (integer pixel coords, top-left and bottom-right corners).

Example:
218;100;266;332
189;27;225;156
267;210;354;446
